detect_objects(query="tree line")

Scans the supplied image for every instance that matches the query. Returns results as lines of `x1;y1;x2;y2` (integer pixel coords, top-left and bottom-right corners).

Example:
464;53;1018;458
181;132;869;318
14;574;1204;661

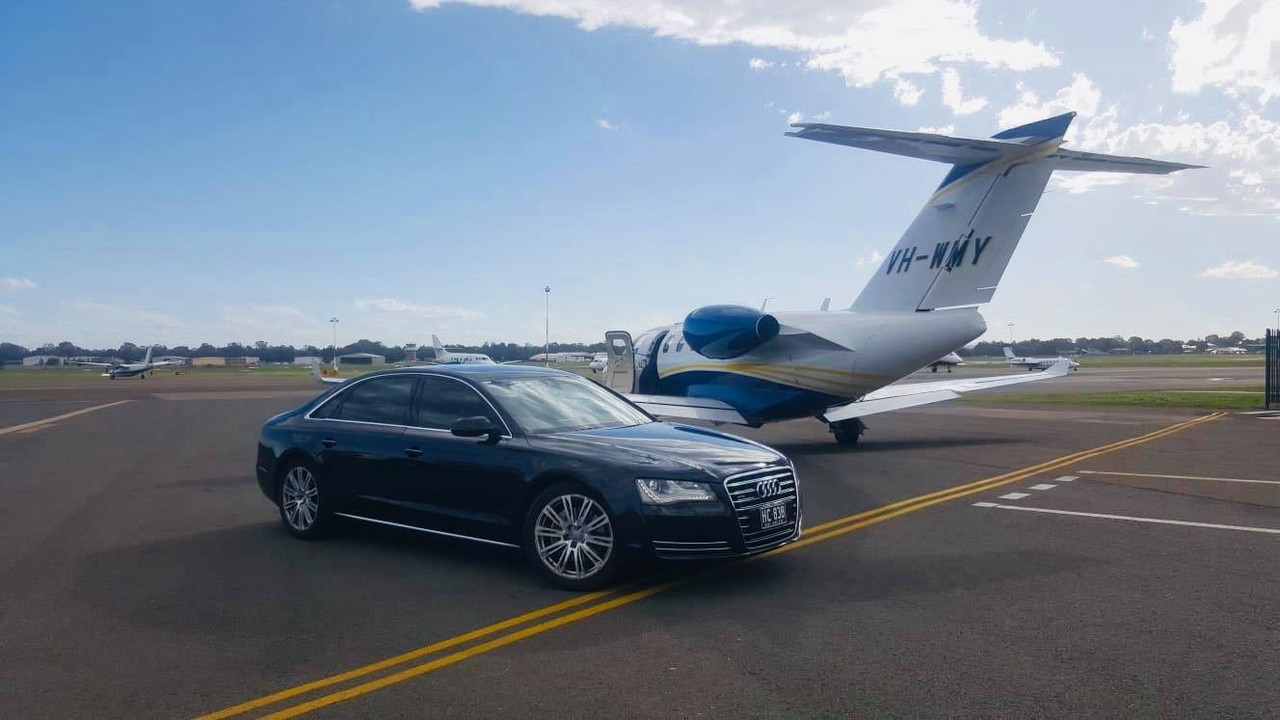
965;332;1260;357
0;339;608;365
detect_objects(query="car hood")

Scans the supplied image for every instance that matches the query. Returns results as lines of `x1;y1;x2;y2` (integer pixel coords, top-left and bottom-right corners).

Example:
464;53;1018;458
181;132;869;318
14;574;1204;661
534;422;786;478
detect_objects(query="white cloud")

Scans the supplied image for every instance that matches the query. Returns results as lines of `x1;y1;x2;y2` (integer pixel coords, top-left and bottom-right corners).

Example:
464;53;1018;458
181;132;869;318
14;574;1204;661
854;249;885;268
62;300;116;314
1169;0;1280;104
597;118;617;130
996;73;1102;138
893;78;924;106
787;111;803;124
993;72;1280;216
748;57;774;70
1;277;36;291
1103;254;1140;269
1199;260;1279;278
409;0;1059;89
916;124;955;134
940;68;987;115
0;305;17;316
354;298;483;321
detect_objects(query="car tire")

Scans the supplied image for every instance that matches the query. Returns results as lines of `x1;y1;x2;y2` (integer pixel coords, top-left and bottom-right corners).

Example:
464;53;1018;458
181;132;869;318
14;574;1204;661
524;483;621;591
277;458;334;540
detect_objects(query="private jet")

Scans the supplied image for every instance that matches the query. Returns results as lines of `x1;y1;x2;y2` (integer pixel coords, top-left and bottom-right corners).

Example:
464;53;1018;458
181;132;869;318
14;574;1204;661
73;346;179;379
1003;347;1081;371
431;335;496;365
600;112;1198;444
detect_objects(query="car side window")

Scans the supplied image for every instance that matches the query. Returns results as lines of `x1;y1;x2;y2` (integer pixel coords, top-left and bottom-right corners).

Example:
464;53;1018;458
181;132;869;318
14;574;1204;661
414;376;500;431
331;375;416;425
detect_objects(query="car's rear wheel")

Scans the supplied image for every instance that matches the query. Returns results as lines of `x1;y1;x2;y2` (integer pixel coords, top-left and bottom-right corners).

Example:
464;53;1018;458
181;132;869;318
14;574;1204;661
278;459;334;540
524;484;620;590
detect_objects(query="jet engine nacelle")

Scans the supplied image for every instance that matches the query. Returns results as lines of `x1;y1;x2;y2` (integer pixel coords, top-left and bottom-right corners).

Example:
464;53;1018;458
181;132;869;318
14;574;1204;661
682;305;780;359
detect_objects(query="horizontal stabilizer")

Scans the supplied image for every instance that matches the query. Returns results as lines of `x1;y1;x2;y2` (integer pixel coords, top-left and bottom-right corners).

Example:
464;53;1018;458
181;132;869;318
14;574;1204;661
822;358;1071;423
785;124;1023;166
1048;148;1205;174
626;393;747;425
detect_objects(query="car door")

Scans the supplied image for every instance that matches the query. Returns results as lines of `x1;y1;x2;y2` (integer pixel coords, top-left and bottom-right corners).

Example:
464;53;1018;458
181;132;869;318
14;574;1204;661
308;374;415;518
396;375;527;544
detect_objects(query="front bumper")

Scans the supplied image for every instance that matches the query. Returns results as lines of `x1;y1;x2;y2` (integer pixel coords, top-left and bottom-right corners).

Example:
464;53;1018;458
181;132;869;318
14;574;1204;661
639;464;802;560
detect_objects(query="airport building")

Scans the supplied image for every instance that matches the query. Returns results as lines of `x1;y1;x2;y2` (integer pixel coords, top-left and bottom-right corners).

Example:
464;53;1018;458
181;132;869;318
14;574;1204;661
293;356;323;365
22;355;65;366
193;356;260;367
338;352;385;366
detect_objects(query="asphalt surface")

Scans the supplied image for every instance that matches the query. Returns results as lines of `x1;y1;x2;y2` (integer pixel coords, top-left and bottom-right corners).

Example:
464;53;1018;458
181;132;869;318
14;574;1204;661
1;370;1277;718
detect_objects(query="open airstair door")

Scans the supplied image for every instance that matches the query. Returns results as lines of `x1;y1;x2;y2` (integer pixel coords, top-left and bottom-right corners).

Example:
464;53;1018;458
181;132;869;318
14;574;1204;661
603;331;636;393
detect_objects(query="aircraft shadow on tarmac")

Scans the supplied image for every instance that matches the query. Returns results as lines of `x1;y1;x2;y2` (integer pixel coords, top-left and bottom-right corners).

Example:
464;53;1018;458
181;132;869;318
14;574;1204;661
771;436;1025;457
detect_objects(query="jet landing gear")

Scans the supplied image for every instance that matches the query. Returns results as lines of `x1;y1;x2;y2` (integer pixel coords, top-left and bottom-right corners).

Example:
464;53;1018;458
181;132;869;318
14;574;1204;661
829;418;866;446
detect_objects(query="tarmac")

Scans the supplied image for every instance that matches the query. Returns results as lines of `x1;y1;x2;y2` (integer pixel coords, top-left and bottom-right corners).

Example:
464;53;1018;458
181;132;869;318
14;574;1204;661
1;366;1276;718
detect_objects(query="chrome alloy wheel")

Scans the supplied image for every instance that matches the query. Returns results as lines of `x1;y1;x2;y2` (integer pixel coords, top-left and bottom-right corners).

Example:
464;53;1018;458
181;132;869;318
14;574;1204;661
533;494;614;580
281;466;320;531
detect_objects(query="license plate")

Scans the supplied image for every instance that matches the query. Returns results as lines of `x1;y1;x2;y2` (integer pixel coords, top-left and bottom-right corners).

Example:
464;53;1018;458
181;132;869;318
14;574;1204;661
758;502;789;530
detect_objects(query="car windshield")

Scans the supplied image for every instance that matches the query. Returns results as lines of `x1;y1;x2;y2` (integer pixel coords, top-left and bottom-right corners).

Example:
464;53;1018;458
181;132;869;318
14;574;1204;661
481;376;652;434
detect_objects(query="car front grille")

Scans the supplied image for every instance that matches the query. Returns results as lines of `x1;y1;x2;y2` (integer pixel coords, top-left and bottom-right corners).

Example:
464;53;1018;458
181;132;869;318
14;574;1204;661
723;465;800;551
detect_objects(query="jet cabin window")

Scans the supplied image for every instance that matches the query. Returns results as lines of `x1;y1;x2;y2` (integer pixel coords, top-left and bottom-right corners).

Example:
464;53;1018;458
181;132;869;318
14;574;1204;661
330;375;416;425
413;376;500;431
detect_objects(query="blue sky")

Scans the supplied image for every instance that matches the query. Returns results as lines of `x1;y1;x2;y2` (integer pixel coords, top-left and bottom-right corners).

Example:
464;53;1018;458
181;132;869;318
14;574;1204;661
2;0;1277;349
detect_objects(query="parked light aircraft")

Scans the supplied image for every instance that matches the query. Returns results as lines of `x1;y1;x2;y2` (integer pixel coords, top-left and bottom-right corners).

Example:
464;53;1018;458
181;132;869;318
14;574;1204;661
929;352;964;373
73;346;178;379
431;335;495;365
602;112;1199;444
1003;347;1080;371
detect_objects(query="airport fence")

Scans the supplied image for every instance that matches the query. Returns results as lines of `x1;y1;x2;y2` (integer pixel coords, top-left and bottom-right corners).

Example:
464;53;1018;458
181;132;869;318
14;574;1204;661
1267;329;1279;410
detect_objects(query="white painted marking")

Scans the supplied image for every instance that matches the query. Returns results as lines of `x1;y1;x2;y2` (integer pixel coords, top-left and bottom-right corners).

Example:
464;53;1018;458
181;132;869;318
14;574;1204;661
1075;470;1280;487
976;504;1280;535
0;400;131;437
972;502;999;508
1029;483;1058;491
1056;476;1078;482
998;492;1030;500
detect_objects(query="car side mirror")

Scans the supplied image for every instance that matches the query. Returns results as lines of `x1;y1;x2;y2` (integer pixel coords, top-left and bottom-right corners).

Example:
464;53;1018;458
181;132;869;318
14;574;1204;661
451;416;500;440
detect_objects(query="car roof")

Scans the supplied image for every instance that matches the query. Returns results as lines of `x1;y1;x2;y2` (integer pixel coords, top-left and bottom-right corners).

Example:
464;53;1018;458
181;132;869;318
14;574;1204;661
353;363;577;381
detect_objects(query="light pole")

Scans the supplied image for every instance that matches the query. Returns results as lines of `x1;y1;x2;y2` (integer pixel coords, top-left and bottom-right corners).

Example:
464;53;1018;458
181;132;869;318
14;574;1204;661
329;317;339;371
544;286;551;366
1006;322;1015;349
1273;308;1279;335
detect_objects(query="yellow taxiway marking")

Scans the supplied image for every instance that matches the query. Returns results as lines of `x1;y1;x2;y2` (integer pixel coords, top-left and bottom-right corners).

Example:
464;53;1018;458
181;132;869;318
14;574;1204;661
200;411;1224;719
0;400;130;437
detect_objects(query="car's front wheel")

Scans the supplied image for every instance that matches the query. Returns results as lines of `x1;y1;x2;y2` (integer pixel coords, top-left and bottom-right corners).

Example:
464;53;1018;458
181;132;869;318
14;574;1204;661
524;484;620;590
277;459;334;540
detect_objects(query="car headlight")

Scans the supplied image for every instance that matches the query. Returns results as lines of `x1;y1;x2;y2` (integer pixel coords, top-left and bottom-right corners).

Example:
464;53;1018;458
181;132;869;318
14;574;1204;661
635;478;718;505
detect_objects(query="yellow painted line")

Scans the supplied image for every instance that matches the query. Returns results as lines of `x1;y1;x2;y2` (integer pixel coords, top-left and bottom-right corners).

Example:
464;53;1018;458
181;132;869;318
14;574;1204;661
193;588;617;720
259;583;676;720
801;411;1225;536
13;424;54;435
0;400;130;436
218;411;1223;719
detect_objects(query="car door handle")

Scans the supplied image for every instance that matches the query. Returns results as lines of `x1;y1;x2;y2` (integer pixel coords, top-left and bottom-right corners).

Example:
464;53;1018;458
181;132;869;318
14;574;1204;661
404;447;423;458
321;438;337;448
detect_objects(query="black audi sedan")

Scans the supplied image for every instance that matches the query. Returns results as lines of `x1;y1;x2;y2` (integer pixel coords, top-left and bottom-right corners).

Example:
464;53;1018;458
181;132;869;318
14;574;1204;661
256;365;800;590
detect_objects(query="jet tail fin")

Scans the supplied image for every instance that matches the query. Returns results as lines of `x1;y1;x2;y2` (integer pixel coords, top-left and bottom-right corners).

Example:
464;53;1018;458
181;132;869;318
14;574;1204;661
143;346;153;365
1003;346;1015;359
787;113;1201;312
